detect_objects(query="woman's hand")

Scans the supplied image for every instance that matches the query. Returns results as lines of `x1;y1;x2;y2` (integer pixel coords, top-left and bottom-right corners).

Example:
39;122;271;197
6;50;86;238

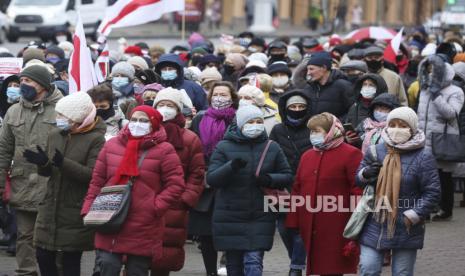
23;146;49;167
362;162;382;179
345;130;361;145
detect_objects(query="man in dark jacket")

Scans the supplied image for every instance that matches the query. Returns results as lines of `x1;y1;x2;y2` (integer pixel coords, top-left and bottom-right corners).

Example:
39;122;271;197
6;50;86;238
269;90;312;276
155;54;208;111
303;51;354;119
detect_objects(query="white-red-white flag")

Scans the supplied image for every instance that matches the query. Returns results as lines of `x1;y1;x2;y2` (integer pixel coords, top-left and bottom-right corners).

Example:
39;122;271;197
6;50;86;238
384;27;404;64
68;14;98;94
98;0;185;36
95;43;110;83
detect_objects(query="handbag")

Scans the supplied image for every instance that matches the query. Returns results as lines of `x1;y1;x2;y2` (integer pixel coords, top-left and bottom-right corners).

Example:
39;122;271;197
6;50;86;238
343;145;377;240
256;140;290;209
83;151;148;234
431;113;465;162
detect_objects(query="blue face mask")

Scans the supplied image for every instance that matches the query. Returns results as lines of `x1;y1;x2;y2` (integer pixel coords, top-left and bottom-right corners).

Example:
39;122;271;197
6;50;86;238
373;110;389;122
20;84;38;102
161;70;177;81
6;87;21;103
56;118;71;130
46;57;60;64
310;133;325;148
242;123;265;139
112;77;129;88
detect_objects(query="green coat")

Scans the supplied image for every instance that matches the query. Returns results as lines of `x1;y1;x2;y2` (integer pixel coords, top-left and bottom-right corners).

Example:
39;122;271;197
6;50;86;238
0;87;63;211
34;118;106;251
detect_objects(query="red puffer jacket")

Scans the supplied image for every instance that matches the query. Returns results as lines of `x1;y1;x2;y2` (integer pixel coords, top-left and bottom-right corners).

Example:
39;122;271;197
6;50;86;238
152;128;205;272
81;127;185;258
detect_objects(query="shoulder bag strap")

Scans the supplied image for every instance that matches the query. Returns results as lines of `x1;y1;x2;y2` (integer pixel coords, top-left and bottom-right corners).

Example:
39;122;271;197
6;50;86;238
255;140;273;177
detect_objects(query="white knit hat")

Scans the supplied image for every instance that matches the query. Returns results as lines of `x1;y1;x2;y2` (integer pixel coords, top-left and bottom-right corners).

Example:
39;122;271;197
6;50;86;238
238;84;265;107
387;107;418;132
200;67;222;85
153;87;184;111
128;56;149;70
111;61;135;79
236;105;264;129
421;43;437;57
248;53;269;65
55;92;95;123
246;59;267;69
286;95;307;108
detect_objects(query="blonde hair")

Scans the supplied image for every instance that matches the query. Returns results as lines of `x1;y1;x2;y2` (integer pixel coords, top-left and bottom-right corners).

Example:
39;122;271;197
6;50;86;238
257;73;273;93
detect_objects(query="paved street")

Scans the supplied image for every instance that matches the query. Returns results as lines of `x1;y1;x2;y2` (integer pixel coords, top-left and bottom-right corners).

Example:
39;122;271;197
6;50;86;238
1;196;464;276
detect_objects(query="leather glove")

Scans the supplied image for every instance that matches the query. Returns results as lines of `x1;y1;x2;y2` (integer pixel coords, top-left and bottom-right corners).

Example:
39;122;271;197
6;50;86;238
256;174;272;187
231;158;247;172
362;162;382;179
23;146;49;167
52;149;64;167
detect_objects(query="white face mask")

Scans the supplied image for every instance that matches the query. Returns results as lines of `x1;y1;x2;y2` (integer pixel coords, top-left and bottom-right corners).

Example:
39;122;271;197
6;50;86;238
360;86;377;99
157;106;177;121
272;76;289;88
242;123;265;138
387;127;411;144
128;122;151;137
239;99;254;107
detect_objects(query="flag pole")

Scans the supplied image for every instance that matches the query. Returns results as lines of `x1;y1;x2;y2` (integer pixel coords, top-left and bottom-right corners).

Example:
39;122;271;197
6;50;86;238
181;4;186;41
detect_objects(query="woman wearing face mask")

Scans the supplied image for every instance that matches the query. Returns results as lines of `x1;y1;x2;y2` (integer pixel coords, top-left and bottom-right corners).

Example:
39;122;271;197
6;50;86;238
88;84;128;140
22;92;106;276
345;74;388;145
0;75;21;121
238;84;280;135
81;105;185;276
267;62;293;104
356;107;440;276
109;61;138;119
286;112;363;276
151;88;205;275
208;105;293;276
189;81;238;276
351;93;401;153
141;83;164;106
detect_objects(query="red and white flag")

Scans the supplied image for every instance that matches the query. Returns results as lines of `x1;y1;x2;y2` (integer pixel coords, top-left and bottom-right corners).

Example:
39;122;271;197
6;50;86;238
95;43;110;83
384;27;404;64
68;14;98;94
98;0;185;36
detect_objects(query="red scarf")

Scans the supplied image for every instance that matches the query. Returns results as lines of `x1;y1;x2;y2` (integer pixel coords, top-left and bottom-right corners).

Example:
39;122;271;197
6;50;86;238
113;136;142;184
163;113;185;150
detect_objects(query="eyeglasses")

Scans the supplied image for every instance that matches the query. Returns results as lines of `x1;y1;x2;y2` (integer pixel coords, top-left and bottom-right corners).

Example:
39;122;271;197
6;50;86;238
130;118;150;123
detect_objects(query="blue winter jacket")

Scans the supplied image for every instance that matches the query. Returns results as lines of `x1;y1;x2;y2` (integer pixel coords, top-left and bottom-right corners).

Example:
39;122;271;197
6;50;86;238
155;54;208;111
356;143;440;250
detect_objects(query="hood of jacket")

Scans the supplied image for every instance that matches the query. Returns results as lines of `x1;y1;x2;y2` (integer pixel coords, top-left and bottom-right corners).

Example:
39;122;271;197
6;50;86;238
223;121;268;144
278;89;312;128
353;73;388;101
0;75;20;95
20;85;63;110
418;54;455;94
368;93;401;118
155;54;185;86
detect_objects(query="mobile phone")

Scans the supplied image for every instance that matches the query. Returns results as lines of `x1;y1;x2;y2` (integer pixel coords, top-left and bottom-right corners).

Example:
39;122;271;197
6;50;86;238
343;123;355;133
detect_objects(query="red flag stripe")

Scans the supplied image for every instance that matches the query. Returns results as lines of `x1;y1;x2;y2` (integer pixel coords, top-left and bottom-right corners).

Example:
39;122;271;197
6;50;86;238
71;35;81;91
101;0;160;34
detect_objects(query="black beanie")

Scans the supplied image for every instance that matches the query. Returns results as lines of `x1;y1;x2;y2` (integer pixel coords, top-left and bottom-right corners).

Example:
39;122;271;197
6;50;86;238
20;65;52;91
307;51;332;70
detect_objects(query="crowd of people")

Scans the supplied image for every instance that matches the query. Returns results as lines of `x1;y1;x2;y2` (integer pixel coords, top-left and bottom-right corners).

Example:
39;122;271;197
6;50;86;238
0;25;463;276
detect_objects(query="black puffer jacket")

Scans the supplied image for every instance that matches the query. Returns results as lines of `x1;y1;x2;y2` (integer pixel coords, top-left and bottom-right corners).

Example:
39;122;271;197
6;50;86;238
345;74;388;127
303;69;354;119
207;125;293;251
269;90;312;174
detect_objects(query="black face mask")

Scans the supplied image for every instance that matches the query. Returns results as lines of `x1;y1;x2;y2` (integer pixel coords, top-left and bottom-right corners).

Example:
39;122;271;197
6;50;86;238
287;109;307;120
270;54;286;62
96;107;115;121
346;74;360;83
223;64;235;74
366;59;383;73
20;83;38;102
144;100;154;107
406;61;419;76
192;56;203;66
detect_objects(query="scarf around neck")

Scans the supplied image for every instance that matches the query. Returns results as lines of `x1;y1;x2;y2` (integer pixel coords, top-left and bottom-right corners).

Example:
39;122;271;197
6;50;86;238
361;118;386;154
199;107;236;157
313;114;345;151
113;136;142;185
163;113;186;150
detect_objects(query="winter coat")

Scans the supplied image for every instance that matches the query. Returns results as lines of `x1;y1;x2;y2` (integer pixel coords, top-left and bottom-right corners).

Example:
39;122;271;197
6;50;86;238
269;90;312;174
152;127;205;272
102;110;127;140
262;105;280;135
207;126;293;251
286;143;363;275
378;67;408;106
0;87;63;211
81;127;185;258
417;56;465;172
345;74;388;127
0;74;19;118
303;69;354;119
356;143;441;250
155;54;208;111
34;119;106;252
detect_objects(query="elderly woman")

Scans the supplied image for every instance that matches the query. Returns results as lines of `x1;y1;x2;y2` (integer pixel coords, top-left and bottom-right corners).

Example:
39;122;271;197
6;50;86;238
23;92;106;276
356;107;440;275
81;106;185;275
208;105;293;276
